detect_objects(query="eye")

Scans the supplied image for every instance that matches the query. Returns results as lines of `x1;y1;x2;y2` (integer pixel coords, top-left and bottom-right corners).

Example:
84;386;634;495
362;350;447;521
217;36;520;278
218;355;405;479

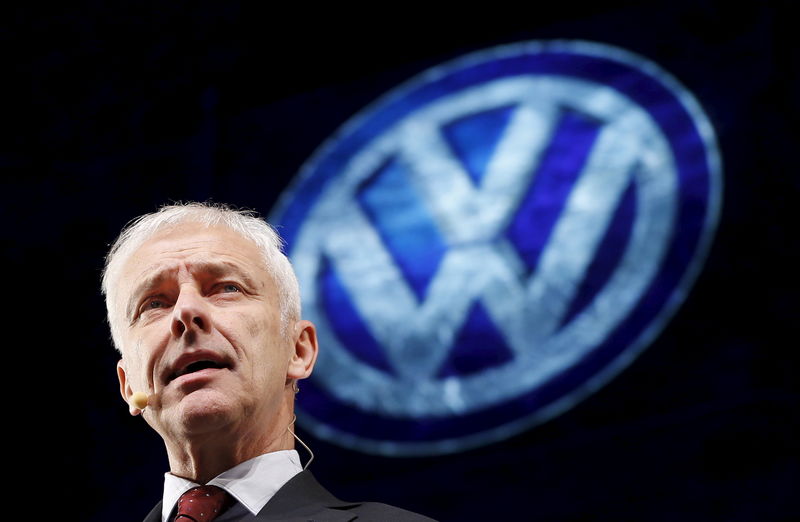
143;297;169;311
220;283;241;293
134;296;168;321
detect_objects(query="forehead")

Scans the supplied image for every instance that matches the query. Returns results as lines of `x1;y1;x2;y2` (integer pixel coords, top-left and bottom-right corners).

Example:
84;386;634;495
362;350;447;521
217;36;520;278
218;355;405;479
119;223;268;289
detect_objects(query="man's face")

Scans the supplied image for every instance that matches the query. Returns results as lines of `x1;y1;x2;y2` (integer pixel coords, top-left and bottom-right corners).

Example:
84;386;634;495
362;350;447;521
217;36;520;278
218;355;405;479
115;223;294;440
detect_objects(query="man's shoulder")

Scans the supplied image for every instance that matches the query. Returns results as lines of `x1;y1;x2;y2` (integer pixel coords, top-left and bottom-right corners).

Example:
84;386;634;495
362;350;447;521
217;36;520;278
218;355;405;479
263;470;437;521
346;500;438;521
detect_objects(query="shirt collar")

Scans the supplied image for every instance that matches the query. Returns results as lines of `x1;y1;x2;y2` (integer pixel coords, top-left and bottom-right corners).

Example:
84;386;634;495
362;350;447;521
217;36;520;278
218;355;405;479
161;450;303;522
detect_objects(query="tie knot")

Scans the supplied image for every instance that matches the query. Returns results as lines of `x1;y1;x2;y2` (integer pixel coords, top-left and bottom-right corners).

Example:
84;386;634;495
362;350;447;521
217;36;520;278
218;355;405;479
174;485;233;522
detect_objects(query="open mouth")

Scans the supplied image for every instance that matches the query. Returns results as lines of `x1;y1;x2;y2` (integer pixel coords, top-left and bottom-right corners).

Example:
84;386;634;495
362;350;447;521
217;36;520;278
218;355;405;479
168;360;228;382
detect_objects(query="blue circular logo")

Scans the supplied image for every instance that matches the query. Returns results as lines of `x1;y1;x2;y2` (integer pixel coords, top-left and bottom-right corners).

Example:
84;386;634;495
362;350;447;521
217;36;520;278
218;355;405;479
270;41;722;455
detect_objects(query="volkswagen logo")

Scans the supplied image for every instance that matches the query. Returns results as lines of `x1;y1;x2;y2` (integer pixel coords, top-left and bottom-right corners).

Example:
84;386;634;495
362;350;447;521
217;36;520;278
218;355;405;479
270;40;722;456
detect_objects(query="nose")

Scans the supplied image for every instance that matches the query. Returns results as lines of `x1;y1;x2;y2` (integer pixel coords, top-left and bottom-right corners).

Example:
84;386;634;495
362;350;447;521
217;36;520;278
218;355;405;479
171;287;212;339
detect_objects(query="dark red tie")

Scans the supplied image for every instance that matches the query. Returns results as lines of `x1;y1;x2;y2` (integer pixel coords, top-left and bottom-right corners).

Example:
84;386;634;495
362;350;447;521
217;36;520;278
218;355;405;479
174;485;234;521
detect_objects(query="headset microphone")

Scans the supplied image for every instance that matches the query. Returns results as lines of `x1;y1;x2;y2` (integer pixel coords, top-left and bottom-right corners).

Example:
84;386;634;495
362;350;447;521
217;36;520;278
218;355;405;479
130;391;150;410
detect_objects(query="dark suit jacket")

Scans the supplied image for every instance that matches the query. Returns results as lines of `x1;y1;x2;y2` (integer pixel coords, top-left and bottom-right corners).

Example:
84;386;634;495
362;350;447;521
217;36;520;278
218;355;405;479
143;470;436;521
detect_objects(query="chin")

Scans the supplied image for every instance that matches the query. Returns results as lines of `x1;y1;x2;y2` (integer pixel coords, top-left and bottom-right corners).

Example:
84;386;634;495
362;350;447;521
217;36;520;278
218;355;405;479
172;388;241;435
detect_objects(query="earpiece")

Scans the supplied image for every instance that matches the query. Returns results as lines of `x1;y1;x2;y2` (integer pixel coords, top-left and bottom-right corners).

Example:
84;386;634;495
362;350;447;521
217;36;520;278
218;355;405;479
130;391;150;410
287;415;313;470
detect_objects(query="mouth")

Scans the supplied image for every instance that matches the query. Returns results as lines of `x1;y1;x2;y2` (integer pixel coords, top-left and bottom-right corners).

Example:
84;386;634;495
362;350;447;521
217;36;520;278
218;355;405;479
165;355;231;385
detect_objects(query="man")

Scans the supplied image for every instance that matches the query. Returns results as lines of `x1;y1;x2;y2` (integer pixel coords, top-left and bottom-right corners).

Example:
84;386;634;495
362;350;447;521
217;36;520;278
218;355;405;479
103;202;435;521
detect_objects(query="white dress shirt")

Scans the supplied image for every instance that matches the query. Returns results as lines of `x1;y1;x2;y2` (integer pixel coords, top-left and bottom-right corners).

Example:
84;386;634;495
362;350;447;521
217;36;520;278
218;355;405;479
160;449;303;521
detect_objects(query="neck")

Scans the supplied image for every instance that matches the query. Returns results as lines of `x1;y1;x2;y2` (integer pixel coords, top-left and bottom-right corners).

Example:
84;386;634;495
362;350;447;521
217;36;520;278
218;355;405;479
163;402;295;484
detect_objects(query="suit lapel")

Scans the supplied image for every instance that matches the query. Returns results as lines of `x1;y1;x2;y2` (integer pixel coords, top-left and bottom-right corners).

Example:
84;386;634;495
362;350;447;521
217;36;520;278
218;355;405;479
142;471;358;522
142;500;162;522
254;470;361;521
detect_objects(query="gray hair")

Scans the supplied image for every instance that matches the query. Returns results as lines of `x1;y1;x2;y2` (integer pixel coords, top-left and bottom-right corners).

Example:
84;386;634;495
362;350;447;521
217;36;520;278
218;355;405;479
101;202;301;353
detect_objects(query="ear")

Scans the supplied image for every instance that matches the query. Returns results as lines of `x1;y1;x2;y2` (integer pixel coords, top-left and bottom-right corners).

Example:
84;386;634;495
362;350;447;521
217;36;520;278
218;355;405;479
287;320;319;381
117;358;143;416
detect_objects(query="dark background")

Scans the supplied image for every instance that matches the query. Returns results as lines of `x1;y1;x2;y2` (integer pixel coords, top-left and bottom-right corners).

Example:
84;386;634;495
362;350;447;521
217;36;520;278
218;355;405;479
3;2;796;521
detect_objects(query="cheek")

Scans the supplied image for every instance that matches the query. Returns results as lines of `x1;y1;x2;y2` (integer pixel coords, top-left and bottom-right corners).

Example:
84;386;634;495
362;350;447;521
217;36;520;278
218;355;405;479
243;313;265;339
236;314;290;378
122;350;149;392
236;307;282;344
124;331;165;389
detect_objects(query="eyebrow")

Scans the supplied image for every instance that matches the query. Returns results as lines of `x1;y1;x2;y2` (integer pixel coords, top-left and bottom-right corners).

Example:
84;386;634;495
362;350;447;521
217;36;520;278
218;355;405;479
126;269;174;322
191;260;262;291
125;260;263;322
